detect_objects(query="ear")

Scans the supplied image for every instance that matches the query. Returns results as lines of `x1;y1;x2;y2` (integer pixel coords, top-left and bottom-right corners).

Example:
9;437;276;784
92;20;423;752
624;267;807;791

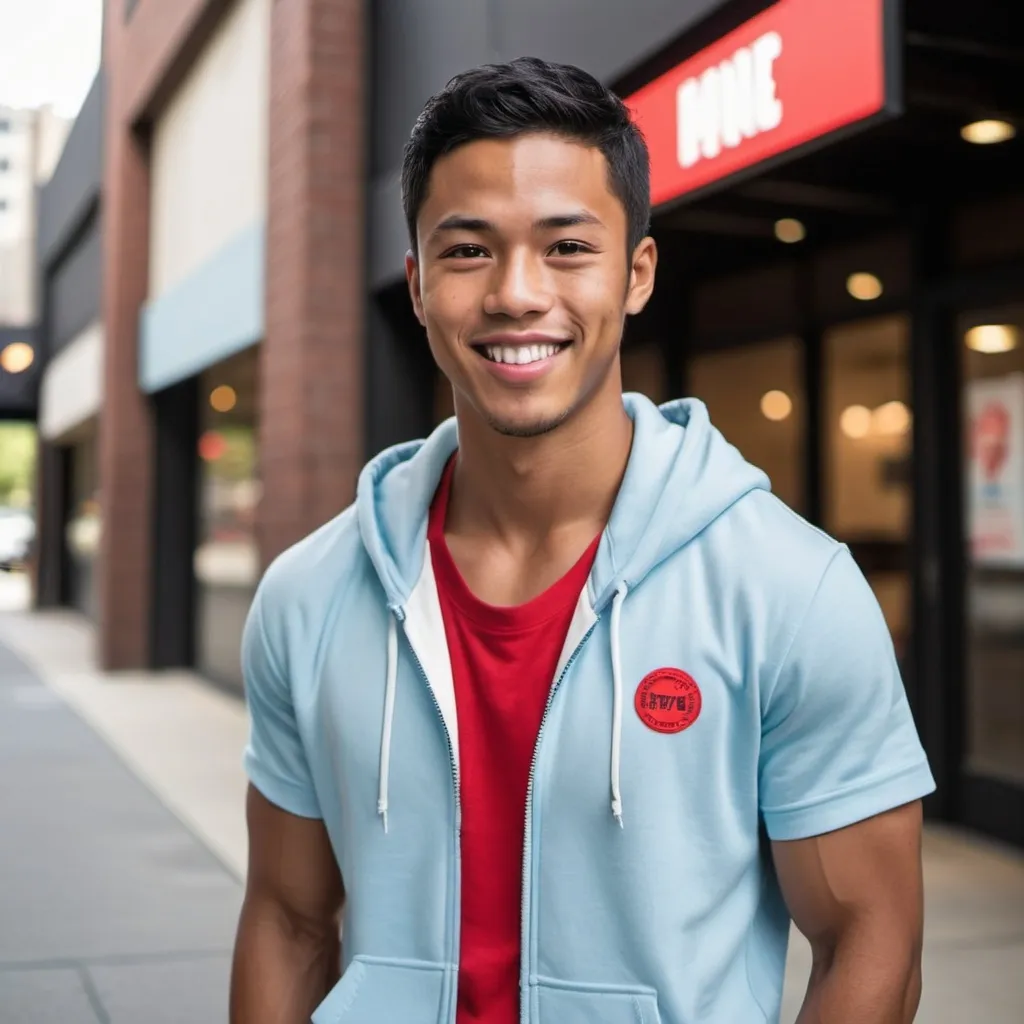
405;250;426;326
624;236;658;317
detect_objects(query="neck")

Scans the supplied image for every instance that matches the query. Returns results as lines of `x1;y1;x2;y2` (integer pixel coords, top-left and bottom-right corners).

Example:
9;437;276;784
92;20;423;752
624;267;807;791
448;379;633;542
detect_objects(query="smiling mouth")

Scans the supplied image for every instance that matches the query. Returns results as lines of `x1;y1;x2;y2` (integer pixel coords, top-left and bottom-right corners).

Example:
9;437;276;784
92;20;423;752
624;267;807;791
475;341;571;365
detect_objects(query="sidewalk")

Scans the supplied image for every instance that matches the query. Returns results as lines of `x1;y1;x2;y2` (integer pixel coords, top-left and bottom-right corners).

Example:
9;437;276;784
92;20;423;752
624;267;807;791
1;573;1023;1022
0;582;245;1023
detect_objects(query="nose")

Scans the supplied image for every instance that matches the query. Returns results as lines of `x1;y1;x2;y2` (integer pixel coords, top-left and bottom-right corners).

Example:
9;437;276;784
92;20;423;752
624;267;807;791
482;248;554;320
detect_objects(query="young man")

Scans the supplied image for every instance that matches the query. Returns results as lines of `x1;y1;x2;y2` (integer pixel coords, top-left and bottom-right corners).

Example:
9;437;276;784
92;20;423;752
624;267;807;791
230;58;935;1024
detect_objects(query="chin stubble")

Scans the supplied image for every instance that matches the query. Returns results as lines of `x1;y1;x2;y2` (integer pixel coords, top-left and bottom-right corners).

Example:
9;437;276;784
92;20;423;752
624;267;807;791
486;407;572;439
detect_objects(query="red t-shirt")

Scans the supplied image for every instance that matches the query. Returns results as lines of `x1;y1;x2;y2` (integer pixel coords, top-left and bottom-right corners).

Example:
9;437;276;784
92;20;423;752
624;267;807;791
428;457;601;1024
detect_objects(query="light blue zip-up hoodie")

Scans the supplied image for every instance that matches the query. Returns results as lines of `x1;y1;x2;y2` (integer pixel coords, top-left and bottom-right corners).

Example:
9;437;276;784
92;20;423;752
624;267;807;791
242;393;935;1024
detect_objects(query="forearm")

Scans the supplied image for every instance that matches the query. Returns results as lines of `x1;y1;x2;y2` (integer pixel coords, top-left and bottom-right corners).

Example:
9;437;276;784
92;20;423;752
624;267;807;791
797;931;922;1024
230;899;341;1024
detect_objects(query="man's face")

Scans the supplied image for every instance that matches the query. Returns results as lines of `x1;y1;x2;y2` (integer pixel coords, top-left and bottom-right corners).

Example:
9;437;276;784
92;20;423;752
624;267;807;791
407;133;656;438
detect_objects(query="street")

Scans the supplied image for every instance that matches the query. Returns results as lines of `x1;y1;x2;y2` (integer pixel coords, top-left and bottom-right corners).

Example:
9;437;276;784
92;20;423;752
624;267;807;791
1;573;1023;1022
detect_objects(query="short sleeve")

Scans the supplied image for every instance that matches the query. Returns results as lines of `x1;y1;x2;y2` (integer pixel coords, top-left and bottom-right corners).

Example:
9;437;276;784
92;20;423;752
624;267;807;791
241;584;322;819
759;546;935;841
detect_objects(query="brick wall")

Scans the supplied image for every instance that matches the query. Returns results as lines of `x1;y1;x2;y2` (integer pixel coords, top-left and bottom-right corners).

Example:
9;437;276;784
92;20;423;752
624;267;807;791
97;0;215;669
98;0;366;662
259;0;366;567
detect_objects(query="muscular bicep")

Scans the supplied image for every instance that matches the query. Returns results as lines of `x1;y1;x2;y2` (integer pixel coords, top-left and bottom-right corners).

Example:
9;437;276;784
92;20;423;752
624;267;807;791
771;800;925;956
244;784;344;934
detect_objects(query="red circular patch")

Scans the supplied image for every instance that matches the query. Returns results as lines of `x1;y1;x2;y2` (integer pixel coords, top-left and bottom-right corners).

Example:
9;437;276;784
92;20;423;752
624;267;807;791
634;668;702;734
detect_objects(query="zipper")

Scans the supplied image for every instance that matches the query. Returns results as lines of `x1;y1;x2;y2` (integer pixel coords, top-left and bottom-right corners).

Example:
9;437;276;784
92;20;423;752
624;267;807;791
519;621;600;1024
395;608;462;1024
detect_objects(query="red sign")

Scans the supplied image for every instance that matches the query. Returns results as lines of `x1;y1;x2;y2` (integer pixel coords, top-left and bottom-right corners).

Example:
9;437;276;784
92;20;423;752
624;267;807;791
626;0;892;207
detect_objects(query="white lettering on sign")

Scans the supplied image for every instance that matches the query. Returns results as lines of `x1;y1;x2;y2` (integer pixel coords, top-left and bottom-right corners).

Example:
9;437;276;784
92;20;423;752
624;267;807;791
676;31;784;169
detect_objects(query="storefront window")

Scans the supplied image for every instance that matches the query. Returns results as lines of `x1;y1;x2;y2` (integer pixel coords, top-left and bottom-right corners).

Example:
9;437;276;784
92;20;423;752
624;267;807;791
824;315;912;662
689;337;804;513
65;430;101;620
194;348;259;691
961;304;1024;785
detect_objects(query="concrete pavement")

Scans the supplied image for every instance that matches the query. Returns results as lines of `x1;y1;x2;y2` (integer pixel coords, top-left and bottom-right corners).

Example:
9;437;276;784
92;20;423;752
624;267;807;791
1;571;1023;1022
0;585;243;1023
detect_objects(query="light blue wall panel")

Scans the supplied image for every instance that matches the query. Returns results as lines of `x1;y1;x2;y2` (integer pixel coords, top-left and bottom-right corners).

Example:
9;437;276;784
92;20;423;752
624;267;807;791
139;221;265;393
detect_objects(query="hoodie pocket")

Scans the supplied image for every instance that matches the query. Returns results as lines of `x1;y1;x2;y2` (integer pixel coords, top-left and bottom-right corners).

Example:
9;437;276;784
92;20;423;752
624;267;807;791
311;956;446;1024
535;978;663;1024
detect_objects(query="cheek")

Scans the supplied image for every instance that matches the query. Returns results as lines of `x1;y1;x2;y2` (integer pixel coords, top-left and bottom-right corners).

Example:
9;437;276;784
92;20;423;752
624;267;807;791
422;277;476;335
565;273;625;335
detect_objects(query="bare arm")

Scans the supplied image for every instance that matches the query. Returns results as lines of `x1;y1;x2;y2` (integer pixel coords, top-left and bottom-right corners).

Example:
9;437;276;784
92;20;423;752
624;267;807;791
773;801;925;1024
230;785;345;1024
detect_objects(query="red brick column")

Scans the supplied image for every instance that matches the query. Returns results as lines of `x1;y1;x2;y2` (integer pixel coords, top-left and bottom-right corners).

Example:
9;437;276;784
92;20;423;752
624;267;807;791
96;12;155;670
97;0;216;669
259;0;367;567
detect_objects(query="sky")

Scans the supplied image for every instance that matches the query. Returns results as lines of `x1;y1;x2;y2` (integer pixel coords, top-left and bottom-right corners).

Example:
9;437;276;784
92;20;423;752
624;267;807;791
0;0;104;118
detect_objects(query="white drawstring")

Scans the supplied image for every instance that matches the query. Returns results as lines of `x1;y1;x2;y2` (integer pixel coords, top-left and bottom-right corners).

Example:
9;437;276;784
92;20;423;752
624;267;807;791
378;612;399;834
610;582;628;828
379;592;627;833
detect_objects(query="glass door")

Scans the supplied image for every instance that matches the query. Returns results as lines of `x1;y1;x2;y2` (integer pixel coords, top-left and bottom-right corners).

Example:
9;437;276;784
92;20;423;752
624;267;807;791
823;315;914;667
959;304;1024;787
689;336;805;515
194;347;260;691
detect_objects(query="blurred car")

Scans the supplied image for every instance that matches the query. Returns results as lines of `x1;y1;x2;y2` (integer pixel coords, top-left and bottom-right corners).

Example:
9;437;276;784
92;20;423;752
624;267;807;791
0;508;35;571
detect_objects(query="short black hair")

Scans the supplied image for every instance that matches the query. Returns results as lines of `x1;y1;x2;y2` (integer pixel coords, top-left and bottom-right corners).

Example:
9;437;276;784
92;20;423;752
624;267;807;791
402;56;651;253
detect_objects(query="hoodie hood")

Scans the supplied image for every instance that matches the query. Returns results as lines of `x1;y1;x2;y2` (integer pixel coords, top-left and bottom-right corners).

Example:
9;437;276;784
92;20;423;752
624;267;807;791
357;393;770;613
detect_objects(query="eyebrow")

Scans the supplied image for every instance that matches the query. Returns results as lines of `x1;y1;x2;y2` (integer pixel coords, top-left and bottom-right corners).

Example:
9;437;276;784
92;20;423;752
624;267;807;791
430;210;605;239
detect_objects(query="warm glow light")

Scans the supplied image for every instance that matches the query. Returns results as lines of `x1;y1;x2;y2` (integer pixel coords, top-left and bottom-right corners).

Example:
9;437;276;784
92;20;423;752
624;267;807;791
847;272;883;301
965;324;1019;354
840;405;873;439
761;390;793;421
210;384;237;413
960;120;1016;145
0;342;34;374
774;218;806;244
198;431;227;462
873;401;912;436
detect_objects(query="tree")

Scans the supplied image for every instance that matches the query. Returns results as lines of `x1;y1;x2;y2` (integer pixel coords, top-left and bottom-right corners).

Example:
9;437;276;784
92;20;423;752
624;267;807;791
0;423;37;507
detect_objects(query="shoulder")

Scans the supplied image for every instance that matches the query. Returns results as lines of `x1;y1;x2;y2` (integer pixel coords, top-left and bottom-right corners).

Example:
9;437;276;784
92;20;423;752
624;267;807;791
251;504;373;675
261;504;365;599
702;488;845;614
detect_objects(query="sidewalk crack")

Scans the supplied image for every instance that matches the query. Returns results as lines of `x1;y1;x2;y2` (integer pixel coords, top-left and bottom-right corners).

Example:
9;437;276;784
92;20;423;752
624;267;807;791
78;965;112;1024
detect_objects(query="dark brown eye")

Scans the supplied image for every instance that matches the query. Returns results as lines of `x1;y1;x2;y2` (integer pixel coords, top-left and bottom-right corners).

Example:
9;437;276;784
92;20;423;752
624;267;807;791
444;244;488;259
550;241;589;257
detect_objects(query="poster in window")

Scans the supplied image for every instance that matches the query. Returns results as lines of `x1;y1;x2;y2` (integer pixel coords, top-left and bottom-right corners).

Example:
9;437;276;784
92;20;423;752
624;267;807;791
967;373;1024;568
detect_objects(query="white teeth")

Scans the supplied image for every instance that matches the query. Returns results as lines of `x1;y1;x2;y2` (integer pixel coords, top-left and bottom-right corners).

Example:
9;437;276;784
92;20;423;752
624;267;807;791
483;343;563;364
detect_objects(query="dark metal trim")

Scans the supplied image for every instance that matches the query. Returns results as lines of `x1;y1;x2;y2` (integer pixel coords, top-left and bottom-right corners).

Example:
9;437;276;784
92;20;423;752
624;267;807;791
909;208;968;823
797;258;824;528
149;378;199;669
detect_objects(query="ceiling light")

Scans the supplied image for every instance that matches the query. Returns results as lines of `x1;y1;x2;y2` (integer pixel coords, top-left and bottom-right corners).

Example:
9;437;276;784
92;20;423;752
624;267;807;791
210;384;237;413
840;405;873;440
873;401;912;436
774;218;806;244
847;272;883;301
965;324;1019;354
760;390;793;421
961;120;1016;145
0;341;34;374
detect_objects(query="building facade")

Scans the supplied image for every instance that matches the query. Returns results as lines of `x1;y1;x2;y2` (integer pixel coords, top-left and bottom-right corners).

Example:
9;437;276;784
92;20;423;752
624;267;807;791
32;0;1023;846
0;103;70;328
34;74;105;617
